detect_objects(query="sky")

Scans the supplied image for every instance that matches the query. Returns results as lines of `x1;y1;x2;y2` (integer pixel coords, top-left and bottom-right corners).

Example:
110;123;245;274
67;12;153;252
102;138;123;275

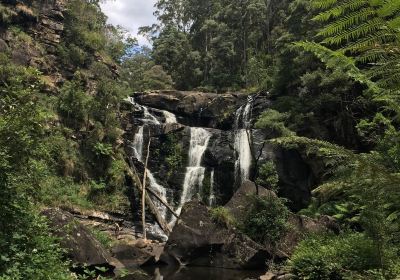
100;0;157;46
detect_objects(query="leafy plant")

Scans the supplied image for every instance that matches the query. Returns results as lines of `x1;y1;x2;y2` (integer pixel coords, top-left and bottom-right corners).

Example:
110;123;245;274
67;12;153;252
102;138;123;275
255;161;279;191
289;232;400;280
210;206;235;228
243;195;290;246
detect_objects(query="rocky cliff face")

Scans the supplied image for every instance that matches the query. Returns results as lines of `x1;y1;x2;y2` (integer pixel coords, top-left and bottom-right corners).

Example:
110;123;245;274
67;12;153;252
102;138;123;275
0;0;67;87
122;90;321;220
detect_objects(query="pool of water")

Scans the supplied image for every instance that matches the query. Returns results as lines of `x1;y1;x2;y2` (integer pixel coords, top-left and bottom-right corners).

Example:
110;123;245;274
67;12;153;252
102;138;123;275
122;265;265;280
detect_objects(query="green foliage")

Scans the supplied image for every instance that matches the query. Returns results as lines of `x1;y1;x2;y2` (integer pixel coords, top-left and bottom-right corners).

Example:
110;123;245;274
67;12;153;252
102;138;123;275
255;109;294;137
89;228;113;249
243;195;289;246
0;206;72;280
210;206;235;228
289;232;400;279
0;4;15;24
163;133;184;177
58;79;91;129
147;0;287;91
0;55;71;279
255;161;279;191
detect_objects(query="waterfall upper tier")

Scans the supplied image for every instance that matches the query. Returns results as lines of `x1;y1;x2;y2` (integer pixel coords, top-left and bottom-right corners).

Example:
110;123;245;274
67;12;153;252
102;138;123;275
133;90;249;129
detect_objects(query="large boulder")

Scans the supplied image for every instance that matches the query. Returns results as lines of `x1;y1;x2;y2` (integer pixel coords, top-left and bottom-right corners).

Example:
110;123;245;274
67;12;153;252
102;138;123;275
111;244;156;268
225;180;275;220
161;200;274;269
41;208;114;267
251;132;318;211
203;129;236;204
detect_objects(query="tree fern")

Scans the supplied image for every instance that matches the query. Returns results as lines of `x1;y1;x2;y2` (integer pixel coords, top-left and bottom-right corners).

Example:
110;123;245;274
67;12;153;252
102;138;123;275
294;41;381;94
317;7;376;37
313;0;368;22
377;0;400;17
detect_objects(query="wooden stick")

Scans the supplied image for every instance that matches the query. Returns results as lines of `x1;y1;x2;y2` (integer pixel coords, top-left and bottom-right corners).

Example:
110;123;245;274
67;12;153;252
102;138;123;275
141;130;151;240
127;157;172;234
146;187;179;218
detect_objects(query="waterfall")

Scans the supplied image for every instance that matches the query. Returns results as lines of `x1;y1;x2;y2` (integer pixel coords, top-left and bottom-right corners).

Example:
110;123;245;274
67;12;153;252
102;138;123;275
209;169;216;207
163;110;177;124
129;102;170;224
234;96;253;185
173;127;211;221
132;126;144;161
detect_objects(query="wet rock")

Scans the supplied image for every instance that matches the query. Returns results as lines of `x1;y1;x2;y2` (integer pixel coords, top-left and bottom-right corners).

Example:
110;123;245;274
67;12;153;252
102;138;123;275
0;39;8;52
252;138;317;211
204;129;236;204
41;208;114;267
277;274;295;280
225;180;275;221
111;244;156;268
134;90;247;129
161;200;273;269
260;271;277;280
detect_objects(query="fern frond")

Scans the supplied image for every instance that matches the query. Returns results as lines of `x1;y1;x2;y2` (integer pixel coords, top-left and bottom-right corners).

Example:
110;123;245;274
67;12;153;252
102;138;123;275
311;0;338;10
312;181;347;203
322;18;384;46
313;0;368;22
387;16;400;30
318;8;376;37
378;0;400;17
295;41;382;94
357;48;391;63
343;30;397;54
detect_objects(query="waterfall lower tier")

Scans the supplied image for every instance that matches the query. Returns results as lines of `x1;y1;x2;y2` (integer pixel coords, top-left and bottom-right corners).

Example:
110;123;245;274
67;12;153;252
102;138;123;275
209;169;216;207
234;97;253;184
234;129;252;183
173;127;211;224
132;126;144;161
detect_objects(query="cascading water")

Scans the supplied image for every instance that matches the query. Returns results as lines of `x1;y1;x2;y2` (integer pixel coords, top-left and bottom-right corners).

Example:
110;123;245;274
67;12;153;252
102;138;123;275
208;169;216;207
163;110;177;124
132;126;144;161
234;96;253;185
171;127;211;224
128;98;171;222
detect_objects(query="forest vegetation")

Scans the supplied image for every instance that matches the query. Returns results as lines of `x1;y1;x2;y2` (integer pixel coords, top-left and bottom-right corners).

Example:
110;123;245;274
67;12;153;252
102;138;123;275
0;0;399;279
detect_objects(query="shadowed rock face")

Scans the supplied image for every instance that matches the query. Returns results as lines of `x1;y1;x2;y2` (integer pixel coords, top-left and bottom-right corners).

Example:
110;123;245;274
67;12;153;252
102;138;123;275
160;181;337;270
41;208;114;268
161;200;274;269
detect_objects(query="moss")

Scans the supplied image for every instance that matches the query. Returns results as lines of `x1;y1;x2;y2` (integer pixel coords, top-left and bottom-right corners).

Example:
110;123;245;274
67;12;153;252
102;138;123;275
0;3;16;24
210;206;235;228
162;133;185;179
200;170;212;203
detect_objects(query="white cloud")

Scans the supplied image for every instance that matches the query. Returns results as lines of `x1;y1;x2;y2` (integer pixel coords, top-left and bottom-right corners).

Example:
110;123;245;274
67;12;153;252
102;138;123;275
100;0;156;46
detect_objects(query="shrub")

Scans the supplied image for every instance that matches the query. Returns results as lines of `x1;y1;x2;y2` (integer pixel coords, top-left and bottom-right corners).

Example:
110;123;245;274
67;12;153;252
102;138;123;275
256;161;279;191
243;195;289;246
210;206;235;228
289;232;399;280
255;109;294;137
90;228;113;249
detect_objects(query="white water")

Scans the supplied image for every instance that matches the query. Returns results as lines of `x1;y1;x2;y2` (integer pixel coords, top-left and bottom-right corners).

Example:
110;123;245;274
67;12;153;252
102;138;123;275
173;128;211;222
234;97;253;184
130;103;170;228
163;110;177;124
209;169;216;207
132;126;144;161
